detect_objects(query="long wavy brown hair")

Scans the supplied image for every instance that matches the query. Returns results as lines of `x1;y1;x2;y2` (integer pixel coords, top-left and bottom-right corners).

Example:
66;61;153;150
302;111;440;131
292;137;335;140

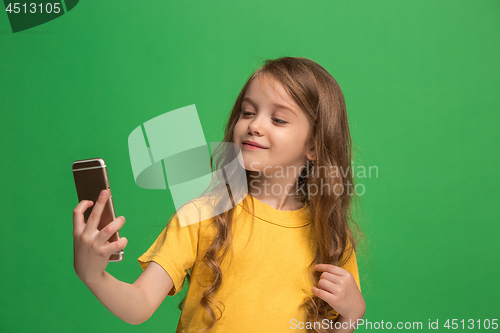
163;56;364;332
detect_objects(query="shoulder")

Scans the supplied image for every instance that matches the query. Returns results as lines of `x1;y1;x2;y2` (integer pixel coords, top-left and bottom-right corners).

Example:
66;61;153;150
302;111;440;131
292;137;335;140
173;194;232;228
175;198;213;228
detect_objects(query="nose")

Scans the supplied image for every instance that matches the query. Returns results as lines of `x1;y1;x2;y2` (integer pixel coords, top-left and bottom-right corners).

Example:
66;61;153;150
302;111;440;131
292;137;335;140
248;116;264;136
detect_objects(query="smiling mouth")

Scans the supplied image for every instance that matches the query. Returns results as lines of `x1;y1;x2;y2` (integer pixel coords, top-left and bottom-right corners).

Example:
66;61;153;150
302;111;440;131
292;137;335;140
242;143;268;149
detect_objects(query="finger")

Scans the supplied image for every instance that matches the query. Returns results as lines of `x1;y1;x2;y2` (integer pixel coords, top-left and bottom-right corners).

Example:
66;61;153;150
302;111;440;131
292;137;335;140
317;277;342;295
86;189;109;232
102;236;128;257
312;285;337;305
315;264;347;276
319;271;343;285
95;216;126;245
73;200;94;236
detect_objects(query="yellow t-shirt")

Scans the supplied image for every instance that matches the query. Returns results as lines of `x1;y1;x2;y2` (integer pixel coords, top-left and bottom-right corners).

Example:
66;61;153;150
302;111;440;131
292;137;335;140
138;194;361;332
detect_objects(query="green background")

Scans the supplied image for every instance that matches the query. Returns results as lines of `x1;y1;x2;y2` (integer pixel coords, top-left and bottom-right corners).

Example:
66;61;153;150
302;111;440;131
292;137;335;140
1;0;499;332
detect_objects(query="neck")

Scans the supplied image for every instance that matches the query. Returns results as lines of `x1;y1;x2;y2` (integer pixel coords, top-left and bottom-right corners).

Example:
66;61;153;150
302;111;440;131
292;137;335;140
247;170;304;211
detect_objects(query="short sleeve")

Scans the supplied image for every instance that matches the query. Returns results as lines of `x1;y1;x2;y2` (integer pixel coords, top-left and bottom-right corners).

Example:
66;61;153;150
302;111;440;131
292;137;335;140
340;248;361;293
137;212;200;296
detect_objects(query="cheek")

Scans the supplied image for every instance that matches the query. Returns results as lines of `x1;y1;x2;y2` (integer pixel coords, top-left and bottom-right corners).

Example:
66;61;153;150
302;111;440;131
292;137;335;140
274;130;298;147
278;131;308;154
233;121;244;141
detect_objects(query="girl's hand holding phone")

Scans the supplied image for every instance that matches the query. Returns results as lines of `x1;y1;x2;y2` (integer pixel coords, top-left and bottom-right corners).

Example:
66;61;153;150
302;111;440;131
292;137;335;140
312;264;366;320
72;189;128;286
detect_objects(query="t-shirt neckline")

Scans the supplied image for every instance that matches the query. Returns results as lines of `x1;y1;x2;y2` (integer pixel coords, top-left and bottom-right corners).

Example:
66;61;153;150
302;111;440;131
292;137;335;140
238;194;312;228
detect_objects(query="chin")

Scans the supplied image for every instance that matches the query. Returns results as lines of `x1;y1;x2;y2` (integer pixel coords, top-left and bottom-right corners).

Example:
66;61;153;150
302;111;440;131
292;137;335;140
241;157;263;172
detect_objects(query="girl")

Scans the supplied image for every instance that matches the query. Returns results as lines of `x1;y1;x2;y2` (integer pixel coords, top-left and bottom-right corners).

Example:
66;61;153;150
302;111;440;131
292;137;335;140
72;57;365;333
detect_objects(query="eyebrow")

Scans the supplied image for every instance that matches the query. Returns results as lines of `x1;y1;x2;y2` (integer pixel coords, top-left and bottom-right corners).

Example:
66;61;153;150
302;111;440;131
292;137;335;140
242;97;298;118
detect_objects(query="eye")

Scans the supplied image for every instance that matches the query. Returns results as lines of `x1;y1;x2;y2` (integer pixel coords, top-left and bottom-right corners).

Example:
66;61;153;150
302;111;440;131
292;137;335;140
240;111;254;117
272;118;287;125
240;110;287;125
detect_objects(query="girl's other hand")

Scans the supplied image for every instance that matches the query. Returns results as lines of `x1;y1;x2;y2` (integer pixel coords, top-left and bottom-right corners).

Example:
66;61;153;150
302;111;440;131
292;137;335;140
312;264;365;319
72;189;128;286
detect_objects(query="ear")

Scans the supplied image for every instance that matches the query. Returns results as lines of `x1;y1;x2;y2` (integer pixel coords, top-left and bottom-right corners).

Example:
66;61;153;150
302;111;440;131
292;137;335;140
305;131;316;161
306;145;315;161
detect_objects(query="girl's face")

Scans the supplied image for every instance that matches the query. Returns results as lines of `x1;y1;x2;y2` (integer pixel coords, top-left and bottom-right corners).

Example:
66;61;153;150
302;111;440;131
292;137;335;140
233;74;315;176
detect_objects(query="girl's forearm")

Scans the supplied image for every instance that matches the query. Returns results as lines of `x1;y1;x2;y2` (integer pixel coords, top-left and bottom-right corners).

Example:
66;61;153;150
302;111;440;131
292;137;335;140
84;271;151;325
330;314;363;333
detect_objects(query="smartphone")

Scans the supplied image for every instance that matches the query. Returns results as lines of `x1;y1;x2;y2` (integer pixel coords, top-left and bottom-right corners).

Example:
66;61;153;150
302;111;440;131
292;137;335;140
72;158;124;262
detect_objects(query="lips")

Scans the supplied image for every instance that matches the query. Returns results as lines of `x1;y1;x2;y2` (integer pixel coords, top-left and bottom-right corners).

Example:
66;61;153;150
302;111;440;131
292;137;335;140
242;140;268;149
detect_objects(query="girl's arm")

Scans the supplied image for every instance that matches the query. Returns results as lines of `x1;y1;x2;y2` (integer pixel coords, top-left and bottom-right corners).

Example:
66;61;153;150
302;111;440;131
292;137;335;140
331;314;364;333
73;190;174;324
84;261;174;325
